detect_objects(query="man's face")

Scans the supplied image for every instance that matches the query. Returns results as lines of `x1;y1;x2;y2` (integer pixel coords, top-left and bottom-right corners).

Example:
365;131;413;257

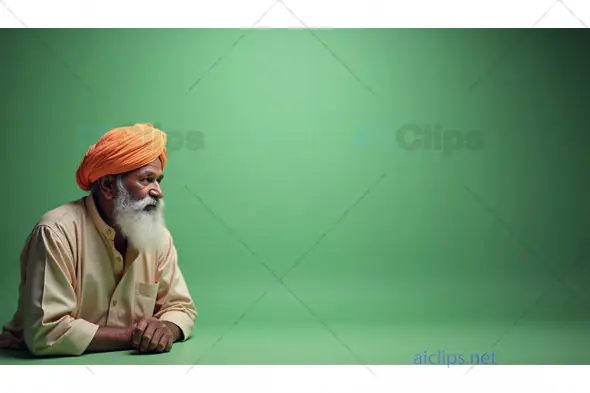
111;158;168;253
120;158;165;203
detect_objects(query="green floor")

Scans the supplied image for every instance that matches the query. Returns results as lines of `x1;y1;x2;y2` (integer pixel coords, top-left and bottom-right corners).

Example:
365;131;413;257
2;321;590;365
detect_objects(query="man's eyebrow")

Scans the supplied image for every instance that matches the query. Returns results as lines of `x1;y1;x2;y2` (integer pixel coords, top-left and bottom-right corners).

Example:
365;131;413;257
138;169;163;178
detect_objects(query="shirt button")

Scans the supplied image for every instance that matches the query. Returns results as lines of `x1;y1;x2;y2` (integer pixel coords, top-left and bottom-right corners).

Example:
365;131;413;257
112;299;118;306
106;229;111;234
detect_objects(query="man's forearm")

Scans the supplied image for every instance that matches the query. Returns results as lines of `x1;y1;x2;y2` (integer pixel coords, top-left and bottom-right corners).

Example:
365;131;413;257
85;326;134;353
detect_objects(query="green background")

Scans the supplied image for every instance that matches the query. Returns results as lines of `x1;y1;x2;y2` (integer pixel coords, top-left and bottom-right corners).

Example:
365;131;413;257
0;29;589;365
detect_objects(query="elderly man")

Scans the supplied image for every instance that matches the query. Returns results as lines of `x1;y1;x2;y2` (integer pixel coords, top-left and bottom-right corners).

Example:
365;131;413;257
0;123;197;357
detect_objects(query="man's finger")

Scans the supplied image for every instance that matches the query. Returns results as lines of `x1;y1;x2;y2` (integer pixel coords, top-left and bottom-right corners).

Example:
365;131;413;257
165;330;174;352
131;318;149;347
165;335;173;352
154;330;170;353
139;322;158;353
149;328;165;352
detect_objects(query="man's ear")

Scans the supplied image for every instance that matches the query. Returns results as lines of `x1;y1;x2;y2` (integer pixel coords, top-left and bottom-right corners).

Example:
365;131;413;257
99;175;116;200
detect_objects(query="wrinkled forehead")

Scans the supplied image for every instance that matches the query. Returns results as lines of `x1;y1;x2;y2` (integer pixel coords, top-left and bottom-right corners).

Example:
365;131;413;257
122;157;163;179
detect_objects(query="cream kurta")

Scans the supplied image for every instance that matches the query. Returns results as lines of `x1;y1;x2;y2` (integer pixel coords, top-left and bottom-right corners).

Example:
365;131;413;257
0;195;197;356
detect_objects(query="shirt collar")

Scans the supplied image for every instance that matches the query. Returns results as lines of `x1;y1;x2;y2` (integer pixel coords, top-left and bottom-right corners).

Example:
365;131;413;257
84;194;116;242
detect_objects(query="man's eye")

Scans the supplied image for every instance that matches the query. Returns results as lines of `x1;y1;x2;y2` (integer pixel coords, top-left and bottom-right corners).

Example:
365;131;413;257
139;176;161;183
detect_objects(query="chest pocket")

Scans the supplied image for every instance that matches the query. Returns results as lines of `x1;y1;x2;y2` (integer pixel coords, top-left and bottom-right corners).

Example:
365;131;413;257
134;282;160;320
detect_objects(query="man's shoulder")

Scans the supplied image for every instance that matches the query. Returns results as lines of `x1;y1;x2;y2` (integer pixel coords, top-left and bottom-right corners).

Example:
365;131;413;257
35;197;87;236
162;226;175;249
155;227;176;261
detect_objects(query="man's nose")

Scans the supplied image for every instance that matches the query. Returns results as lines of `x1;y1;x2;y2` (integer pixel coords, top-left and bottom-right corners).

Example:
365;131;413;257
149;182;164;199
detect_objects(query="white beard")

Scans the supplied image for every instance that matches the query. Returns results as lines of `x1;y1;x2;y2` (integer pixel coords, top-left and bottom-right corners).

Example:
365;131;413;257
113;177;168;254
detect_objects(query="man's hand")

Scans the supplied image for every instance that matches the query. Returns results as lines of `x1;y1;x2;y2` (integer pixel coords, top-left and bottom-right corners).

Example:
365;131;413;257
131;317;175;354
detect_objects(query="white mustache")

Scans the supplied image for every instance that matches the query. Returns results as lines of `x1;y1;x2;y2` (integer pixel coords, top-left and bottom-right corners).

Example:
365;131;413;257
124;196;159;210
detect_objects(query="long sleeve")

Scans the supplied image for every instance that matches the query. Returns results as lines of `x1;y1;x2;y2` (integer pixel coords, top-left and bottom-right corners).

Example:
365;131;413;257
22;225;99;356
153;236;197;341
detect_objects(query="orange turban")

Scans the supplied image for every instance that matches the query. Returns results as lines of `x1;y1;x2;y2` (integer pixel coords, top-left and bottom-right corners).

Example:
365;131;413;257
76;123;168;191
